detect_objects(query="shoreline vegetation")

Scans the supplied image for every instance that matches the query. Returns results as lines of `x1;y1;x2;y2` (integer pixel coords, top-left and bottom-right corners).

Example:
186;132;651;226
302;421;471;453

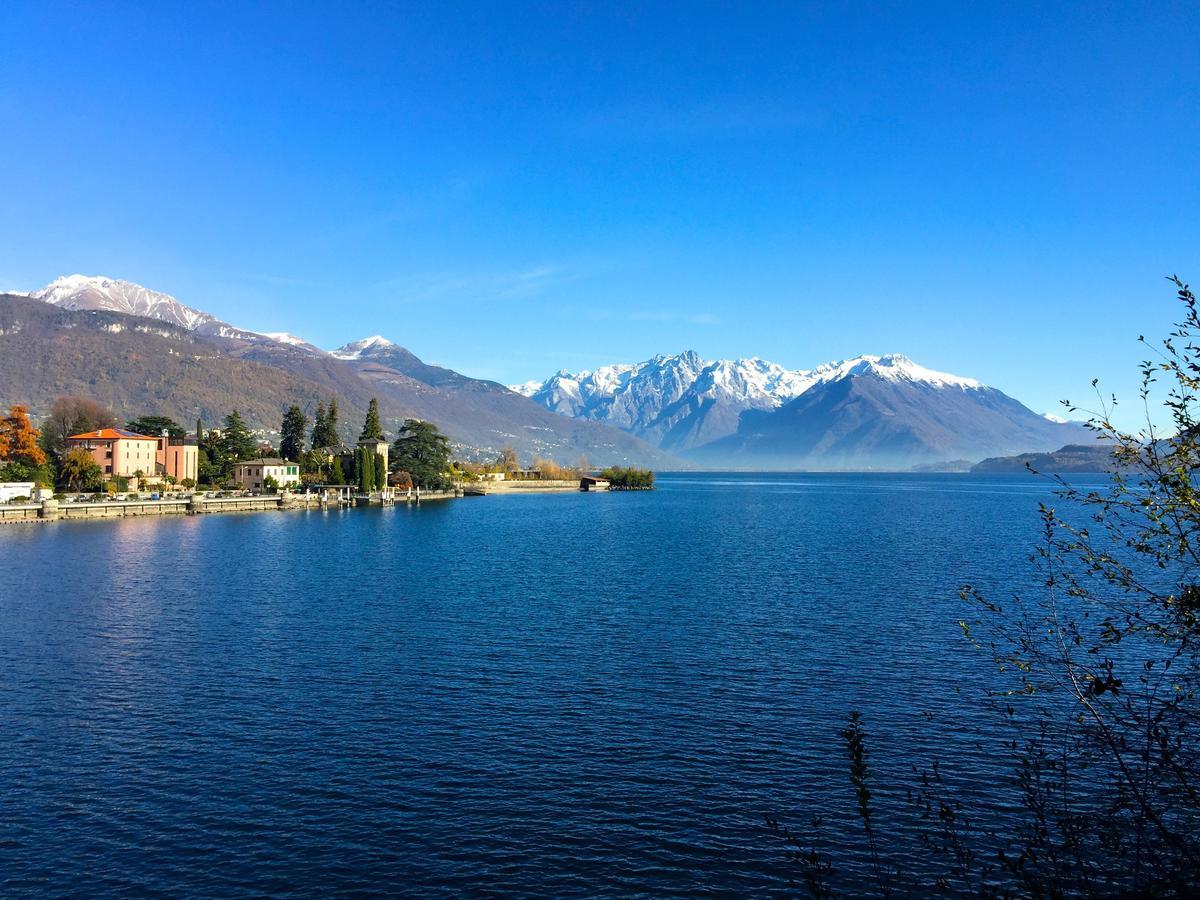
0;391;658;525
1;395;658;526
599;466;655;489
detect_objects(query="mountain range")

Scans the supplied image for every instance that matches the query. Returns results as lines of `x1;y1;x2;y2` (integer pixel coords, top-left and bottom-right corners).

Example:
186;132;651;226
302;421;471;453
514;352;1089;469
0;276;672;466
1;274;1088;469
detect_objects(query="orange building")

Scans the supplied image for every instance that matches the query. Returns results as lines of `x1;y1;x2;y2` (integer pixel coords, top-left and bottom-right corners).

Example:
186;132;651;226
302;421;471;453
66;428;199;483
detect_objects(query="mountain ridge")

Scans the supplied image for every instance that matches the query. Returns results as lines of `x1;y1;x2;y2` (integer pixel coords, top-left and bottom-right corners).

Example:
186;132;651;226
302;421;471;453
517;350;1088;468
9;274;1087;469
3;277;676;466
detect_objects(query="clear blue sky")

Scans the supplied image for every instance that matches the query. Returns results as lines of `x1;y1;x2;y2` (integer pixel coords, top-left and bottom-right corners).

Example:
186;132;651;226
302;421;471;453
1;2;1197;423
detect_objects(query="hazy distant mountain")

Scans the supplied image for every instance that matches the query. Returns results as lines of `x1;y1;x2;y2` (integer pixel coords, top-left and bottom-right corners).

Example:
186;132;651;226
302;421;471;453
972;443;1116;474
520;351;1088;469
695;356;1089;469
2;278;674;465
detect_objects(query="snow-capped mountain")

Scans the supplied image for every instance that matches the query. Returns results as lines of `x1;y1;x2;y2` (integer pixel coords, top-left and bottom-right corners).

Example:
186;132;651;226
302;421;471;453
330;335;396;360
35;274;218;331
31;275;326;354
3;277;671;465
513;351;982;452
513;350;822;450
517;350;1088;467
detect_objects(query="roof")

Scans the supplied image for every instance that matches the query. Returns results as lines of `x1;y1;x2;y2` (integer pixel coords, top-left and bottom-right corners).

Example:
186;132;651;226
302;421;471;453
233;458;292;466
67;427;155;441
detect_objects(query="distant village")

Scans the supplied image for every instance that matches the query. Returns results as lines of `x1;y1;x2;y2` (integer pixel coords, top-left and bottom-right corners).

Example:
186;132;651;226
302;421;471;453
0;394;653;509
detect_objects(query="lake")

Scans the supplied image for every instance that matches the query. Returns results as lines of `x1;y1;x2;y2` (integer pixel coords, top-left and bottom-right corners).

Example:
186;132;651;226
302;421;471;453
0;472;1097;894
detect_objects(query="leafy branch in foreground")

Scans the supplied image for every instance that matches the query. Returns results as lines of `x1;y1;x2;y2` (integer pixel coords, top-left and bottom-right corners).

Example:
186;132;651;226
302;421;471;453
771;277;1200;896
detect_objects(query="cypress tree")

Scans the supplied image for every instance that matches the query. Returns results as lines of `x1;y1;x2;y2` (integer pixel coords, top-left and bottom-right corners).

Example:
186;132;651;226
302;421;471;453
358;447;376;492
330;456;345;485
374;451;386;490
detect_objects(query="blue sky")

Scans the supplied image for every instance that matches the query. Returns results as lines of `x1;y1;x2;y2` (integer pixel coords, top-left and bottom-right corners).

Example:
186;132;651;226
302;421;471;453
1;2;1197;423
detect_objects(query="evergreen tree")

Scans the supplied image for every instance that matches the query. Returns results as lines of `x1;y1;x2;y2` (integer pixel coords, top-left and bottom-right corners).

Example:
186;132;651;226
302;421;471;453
220;410;257;461
330;456;345;485
359;398;384;441
196;417;203;442
326;398;339;445
126;415;185;437
356;447;376;492
310;397;340;449
199;427;227;484
391;419;452;490
280;405;307;461
310;401;327;449
374;451;386;489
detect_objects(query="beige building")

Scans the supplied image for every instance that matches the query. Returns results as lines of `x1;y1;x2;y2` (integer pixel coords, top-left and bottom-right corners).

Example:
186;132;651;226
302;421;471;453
231;458;300;492
67;428;199;483
158;434;199;483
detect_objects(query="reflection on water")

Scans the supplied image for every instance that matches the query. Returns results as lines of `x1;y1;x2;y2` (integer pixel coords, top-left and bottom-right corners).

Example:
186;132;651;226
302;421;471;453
0;473;1092;894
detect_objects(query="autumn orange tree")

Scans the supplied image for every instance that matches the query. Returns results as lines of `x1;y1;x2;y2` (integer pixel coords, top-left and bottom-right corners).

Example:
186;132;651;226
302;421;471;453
0;404;53;486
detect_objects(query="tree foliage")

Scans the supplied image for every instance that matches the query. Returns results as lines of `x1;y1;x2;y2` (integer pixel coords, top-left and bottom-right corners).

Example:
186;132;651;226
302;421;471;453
280;405;307;462
775;277;1200;896
356;446;378;492
220;410;257;462
39;396;115;458
0;405;47;467
310;399;341;450
198;426;225;485
600;466;654;489
126;415;185;437
496;445;519;473
359;398;384;442
391;419;452;490
374;449;386;489
58;447;103;492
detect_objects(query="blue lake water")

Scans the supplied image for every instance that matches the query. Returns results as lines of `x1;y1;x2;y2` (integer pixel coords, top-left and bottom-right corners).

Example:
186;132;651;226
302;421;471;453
0;472;1102;895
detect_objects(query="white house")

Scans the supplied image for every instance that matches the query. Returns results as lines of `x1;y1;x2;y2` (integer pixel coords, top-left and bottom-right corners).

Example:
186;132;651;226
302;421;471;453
230;459;300;492
0;482;36;503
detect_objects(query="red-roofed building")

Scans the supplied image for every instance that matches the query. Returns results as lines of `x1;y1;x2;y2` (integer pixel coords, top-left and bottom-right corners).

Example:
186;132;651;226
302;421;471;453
66;428;198;483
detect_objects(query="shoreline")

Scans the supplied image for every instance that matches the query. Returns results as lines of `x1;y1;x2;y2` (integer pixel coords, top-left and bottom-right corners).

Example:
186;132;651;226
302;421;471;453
0;488;461;526
0;481;598;526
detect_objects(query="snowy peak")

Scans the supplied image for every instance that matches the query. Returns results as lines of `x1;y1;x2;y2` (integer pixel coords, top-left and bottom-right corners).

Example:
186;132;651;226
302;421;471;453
806;354;983;390
34;274;216;331
510;380;545;397
515;350;991;452
698;356;816;403
254;331;325;354
330;335;397;360
28;274;330;354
